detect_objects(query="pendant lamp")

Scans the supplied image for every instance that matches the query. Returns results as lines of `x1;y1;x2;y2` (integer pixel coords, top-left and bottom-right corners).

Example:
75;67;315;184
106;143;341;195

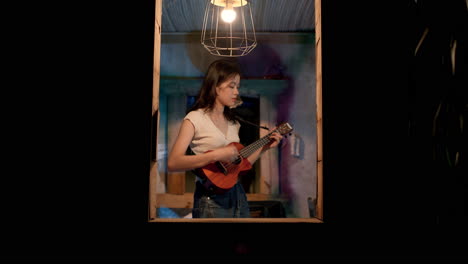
201;0;257;57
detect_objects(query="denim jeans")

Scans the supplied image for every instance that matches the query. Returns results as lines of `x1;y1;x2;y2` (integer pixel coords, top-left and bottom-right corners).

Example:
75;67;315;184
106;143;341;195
192;181;250;218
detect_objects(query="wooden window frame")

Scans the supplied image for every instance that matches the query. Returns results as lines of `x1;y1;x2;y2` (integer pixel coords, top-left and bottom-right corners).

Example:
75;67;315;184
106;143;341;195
148;0;323;223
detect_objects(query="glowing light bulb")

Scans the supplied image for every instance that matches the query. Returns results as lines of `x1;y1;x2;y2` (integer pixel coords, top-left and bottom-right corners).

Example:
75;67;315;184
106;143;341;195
221;8;236;23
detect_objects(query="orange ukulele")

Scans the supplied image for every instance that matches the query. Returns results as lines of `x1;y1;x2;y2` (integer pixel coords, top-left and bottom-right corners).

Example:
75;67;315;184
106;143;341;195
194;122;293;194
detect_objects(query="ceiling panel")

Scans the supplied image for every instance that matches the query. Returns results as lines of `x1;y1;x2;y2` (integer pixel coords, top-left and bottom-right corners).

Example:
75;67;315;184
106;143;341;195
161;0;315;33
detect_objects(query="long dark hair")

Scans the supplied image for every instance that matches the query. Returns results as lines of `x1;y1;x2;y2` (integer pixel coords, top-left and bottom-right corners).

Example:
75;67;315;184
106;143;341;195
188;59;241;122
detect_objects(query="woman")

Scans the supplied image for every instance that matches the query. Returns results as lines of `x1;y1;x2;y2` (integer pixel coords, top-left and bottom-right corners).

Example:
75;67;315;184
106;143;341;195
167;59;282;218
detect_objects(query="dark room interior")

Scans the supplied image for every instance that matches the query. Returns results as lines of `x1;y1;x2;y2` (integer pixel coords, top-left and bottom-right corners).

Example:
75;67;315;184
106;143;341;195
3;0;467;261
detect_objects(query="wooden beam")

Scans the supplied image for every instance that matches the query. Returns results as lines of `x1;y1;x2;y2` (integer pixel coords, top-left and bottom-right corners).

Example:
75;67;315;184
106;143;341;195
166;172;185;195
149;218;323;223
149;161;158;220
148;0;163;221
315;0;323;221
152;0;162;115
259;95;279;195
156;193;194;208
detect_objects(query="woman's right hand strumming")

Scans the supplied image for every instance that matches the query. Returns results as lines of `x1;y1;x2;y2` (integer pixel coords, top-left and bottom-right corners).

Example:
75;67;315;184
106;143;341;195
214;145;239;163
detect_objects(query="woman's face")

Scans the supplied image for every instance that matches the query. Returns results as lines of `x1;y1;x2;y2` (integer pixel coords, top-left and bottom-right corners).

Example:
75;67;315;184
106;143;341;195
215;74;240;108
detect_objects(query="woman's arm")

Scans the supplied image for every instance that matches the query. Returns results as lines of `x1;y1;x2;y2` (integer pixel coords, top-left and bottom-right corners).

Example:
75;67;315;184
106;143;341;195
167;119;239;172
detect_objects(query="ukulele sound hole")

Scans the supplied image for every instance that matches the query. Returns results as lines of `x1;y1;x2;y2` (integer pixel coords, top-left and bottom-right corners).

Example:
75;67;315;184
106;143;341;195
215;161;228;175
233;156;242;165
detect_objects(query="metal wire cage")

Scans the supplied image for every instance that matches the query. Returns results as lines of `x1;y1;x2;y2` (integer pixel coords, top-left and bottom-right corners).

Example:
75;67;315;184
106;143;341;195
201;0;257;57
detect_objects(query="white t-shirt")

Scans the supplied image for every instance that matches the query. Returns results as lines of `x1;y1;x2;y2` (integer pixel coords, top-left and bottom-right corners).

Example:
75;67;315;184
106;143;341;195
184;109;241;155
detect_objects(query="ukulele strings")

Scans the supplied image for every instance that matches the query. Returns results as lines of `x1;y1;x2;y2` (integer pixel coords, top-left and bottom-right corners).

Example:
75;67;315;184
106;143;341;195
220;129;278;171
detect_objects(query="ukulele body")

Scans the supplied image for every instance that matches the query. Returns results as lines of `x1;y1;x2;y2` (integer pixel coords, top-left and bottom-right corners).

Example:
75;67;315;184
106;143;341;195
195;142;252;193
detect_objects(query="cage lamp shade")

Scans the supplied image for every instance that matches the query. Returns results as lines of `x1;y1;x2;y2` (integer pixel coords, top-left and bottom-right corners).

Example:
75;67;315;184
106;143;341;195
201;0;257;57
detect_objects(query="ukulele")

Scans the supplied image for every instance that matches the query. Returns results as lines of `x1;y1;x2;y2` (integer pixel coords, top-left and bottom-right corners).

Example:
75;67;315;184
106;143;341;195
194;122;293;193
